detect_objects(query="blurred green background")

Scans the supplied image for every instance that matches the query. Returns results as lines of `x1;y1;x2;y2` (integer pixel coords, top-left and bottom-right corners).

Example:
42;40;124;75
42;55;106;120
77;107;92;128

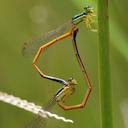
0;0;128;128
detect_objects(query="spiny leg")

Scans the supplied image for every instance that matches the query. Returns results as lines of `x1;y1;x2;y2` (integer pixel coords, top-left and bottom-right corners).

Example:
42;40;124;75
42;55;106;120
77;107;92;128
58;28;92;110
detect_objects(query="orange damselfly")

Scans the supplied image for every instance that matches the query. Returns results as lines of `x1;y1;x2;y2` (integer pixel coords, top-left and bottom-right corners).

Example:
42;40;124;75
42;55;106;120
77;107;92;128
23;6;96;128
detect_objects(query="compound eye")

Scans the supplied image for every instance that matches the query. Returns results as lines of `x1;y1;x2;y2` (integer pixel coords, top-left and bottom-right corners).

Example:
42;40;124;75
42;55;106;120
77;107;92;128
84;5;90;10
68;77;74;81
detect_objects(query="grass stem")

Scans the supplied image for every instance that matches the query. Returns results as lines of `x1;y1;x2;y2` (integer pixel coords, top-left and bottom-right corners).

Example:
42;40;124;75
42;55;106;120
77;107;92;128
98;0;113;128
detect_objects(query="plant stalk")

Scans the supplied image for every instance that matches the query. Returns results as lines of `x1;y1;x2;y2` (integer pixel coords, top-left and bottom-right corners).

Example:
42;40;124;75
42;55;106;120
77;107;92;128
98;0;113;128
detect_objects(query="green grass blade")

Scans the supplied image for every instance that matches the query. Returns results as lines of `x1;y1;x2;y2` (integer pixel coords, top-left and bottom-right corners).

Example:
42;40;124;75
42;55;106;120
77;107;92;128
98;0;113;128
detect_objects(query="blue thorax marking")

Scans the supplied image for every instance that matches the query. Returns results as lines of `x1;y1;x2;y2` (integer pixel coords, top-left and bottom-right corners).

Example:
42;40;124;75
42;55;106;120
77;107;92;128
72;12;86;21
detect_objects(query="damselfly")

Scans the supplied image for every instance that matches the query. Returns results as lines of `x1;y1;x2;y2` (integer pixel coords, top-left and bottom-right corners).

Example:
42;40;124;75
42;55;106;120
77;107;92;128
25;77;77;128
25;27;92;128
25;6;94;109
22;6;96;56
23;5;95;127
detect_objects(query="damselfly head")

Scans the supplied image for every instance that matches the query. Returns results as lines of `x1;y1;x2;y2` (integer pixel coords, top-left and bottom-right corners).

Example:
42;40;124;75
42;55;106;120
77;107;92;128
83;6;97;32
84;6;94;14
68;78;78;85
